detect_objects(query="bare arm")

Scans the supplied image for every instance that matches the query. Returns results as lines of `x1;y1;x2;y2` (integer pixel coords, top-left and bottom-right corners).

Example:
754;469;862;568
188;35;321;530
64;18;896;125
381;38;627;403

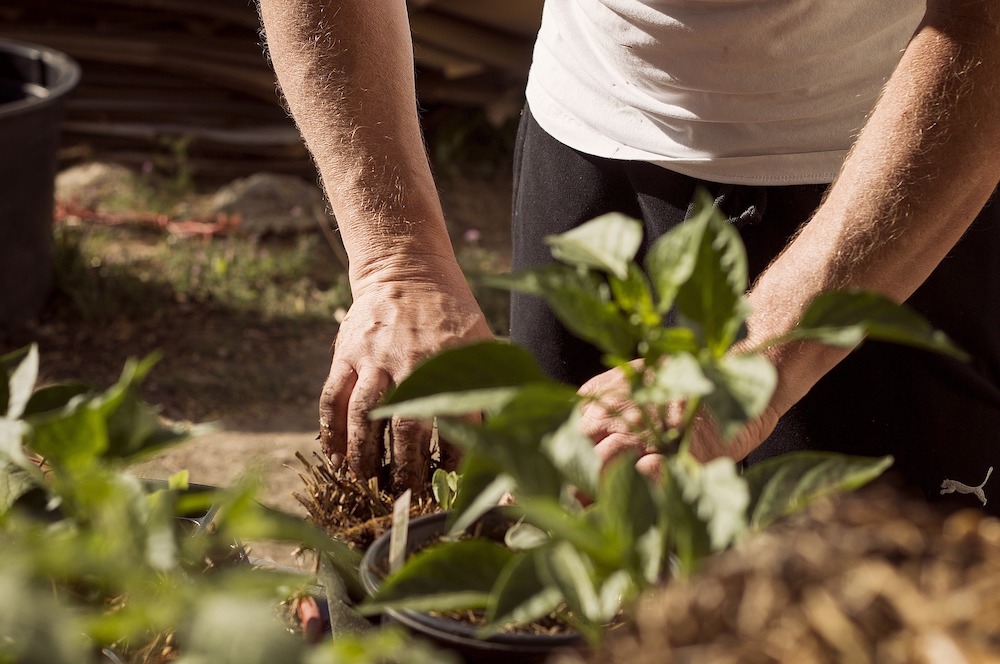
729;0;1000;456
582;0;1000;467
258;0;491;489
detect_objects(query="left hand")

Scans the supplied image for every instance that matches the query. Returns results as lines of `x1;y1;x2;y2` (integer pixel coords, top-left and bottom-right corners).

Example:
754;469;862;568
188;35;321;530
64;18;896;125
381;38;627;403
578;361;780;479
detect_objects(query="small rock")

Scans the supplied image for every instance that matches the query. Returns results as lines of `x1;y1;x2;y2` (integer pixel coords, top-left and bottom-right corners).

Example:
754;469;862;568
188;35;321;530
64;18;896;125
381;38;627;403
55;162;140;211
205;173;331;235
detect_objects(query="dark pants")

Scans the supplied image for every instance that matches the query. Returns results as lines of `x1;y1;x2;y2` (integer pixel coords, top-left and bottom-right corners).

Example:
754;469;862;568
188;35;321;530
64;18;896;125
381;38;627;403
510;106;1000;513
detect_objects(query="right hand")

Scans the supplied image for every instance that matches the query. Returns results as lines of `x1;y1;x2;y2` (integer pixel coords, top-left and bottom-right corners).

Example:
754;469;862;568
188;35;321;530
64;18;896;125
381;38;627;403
319;272;492;492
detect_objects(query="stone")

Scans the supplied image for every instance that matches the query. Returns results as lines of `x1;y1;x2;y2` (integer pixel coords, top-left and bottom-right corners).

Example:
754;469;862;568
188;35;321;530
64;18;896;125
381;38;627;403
205;173;331;235
55;162;140;212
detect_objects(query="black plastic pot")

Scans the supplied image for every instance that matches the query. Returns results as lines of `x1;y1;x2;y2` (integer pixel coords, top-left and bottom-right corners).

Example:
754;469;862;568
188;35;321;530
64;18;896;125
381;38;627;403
0;39;80;324
360;510;585;664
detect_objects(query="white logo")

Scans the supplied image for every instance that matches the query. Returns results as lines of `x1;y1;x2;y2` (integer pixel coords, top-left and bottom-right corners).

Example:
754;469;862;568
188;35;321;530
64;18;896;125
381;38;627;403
940;466;993;506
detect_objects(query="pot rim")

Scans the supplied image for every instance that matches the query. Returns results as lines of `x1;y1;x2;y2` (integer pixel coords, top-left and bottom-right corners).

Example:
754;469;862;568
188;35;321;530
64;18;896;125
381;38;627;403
0;38;81;120
360;510;585;648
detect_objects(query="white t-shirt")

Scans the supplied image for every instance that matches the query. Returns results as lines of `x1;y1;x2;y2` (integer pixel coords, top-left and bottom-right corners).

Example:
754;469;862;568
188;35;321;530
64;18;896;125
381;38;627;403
525;0;926;185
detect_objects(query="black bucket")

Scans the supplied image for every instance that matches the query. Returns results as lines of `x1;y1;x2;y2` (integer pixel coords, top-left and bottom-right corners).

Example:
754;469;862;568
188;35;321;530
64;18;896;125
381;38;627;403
0;39;80;324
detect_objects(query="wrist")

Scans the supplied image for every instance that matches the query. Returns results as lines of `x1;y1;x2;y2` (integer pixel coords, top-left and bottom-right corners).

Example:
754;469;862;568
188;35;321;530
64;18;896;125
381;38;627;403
349;249;469;298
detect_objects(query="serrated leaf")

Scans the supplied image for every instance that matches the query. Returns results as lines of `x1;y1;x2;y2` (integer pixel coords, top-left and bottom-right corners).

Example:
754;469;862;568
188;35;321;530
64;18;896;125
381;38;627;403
489;267;639;358
783;290;968;360
634;352;713;405
610;263;659;328
645;216;704;313
670;456;749;551
674;198;750;355
744;452;893;530
701;353;777;441
545;213;643;279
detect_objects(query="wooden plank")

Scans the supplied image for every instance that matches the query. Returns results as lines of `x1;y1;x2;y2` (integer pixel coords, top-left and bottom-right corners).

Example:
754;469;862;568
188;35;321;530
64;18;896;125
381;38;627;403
410;0;543;39
412;41;486;79
409;11;533;77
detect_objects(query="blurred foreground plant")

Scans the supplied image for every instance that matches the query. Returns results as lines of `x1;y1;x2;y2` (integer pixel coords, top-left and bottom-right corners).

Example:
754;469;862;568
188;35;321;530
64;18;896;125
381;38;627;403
0;345;449;664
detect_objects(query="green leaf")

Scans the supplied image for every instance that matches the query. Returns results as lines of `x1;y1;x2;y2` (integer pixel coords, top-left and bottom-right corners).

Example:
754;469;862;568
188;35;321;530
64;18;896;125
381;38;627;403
782;290;968;360
381;342;549;407
168;470;190;491
674;197;750;355
542;541;603;624
303;626;458;664
181;595;305;664
438;418;563;501
446;452;505;532
644;326;700;358
610;263;660;328
504;520;550;551
431;468;455;510
0;461;40;514
596;455;660;565
634;352;713;405
484;550;562;631
447;472;515;537
0;572;92;663
22;382;92;417
669;456;749;551
213;480;365;599
3;344;39;420
540;409;601;499
545;213;643;280
29;397;109;468
701;353;777;441
744;452;893;530
96;353;192;462
0;418;31;466
144;486;179;571
364;539;514;613
515;498;611;566
489;267;640;358
645;215;704;313
598;569;635;622
372;387;522;421
317;552;373;637
485;383;580;441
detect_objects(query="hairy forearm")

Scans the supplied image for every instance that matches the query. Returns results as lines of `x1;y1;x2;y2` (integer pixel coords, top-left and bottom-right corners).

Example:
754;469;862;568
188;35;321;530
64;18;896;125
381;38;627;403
747;0;1000;417
258;0;459;289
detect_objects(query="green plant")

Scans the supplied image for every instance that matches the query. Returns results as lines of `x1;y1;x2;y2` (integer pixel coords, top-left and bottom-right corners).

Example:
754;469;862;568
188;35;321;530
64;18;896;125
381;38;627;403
0;345;448;663
362;194;965;644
